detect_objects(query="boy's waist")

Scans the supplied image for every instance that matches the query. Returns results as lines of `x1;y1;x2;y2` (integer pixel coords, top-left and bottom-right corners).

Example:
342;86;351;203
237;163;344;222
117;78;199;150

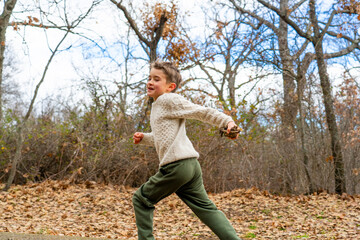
160;157;198;168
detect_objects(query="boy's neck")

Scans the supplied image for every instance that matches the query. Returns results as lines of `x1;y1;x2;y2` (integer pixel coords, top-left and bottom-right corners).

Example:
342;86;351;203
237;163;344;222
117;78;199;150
153;92;170;101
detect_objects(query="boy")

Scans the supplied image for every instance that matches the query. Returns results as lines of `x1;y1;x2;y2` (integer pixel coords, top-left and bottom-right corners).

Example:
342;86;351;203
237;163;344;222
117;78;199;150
132;60;241;240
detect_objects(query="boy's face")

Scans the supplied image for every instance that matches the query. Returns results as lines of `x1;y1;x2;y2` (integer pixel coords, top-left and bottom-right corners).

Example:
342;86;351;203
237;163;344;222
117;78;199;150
147;68;176;100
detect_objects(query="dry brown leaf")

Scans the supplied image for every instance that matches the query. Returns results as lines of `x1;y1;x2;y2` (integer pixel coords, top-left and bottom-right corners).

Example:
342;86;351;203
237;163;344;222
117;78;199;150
0;181;359;239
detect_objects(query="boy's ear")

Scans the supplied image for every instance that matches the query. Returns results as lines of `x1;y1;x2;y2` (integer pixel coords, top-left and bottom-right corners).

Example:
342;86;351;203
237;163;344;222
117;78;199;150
168;82;177;92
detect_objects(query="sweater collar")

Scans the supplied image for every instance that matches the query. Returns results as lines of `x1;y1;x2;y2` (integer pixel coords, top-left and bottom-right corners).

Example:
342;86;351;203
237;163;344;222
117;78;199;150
152;93;170;104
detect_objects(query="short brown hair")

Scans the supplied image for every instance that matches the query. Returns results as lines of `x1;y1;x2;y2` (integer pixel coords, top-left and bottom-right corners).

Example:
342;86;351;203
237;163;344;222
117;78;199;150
150;60;182;92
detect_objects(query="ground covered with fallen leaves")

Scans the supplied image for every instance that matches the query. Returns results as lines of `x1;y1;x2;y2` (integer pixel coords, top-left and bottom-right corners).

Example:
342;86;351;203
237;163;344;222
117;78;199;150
0;181;359;239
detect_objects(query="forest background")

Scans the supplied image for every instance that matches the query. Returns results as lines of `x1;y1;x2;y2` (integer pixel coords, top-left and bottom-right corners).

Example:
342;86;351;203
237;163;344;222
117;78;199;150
0;0;360;195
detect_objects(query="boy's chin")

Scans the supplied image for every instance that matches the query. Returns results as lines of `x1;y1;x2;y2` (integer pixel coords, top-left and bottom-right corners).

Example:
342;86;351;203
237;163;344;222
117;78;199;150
147;93;156;99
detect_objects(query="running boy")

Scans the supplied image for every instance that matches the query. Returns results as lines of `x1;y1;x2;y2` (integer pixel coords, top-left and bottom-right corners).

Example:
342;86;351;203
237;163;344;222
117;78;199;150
132;60;241;240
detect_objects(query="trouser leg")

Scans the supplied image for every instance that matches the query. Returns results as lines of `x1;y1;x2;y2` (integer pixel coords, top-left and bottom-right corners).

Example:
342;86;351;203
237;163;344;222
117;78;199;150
132;158;198;240
132;193;155;240
176;161;241;240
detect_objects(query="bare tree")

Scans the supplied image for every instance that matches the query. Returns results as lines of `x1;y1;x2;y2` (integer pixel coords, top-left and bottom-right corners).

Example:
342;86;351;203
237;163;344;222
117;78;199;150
228;0;360;194
228;0;315;192
228;0;313;137
109;0;169;63
193;6;264;113
257;0;360;194
0;0;17;122
109;0;199;130
3;0;101;191
109;1;169;130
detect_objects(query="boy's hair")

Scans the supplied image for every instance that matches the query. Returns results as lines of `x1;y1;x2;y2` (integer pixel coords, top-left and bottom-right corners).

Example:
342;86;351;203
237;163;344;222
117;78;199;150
151;60;182;92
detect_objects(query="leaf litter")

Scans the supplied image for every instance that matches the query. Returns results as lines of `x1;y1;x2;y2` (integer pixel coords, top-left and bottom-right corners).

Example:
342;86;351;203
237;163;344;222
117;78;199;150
0;181;359;239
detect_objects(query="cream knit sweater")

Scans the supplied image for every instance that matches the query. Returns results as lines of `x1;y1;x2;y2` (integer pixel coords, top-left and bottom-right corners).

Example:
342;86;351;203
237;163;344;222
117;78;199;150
139;93;233;167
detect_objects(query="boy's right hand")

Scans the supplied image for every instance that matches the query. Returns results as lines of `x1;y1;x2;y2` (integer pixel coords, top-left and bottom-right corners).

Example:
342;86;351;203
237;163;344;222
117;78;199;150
133;132;144;144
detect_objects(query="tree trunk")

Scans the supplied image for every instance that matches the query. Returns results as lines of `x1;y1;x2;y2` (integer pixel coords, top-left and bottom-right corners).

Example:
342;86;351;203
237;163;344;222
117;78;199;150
279;0;297;138
309;0;346;194
228;74;236;110
277;0;297;193
296;52;315;193
0;0;17;122
3;123;23;191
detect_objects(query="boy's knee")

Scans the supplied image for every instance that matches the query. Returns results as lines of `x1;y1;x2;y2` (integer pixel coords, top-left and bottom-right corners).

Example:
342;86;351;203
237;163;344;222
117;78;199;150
132;189;143;206
132;187;154;208
132;191;139;205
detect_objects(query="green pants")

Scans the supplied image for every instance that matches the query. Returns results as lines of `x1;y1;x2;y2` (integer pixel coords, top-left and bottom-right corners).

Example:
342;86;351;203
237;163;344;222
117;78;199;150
132;158;241;240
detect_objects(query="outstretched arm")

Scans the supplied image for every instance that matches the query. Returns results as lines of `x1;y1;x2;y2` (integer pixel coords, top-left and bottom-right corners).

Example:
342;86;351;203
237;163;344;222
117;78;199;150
133;132;154;146
164;94;234;128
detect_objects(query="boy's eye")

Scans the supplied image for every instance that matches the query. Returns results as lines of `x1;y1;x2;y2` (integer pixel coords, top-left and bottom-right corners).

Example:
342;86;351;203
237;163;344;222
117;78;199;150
148;76;160;82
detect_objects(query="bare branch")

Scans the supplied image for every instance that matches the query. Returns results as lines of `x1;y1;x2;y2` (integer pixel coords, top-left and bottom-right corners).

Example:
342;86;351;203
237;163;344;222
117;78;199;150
228;0;279;35
153;13;167;43
323;29;357;43
299;40;311;58
196;61;223;99
241;77;261;101
298;52;314;76
235;77;255;90
290;0;307;12
324;39;360;59
319;9;338;41
1;0;17;18
256;0;312;41
10;21;68;30
180;87;218;99
109;0;150;46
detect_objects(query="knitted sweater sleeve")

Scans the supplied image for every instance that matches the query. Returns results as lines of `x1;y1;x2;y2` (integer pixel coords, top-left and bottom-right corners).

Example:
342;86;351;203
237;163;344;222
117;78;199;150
163;93;233;128
139;132;155;146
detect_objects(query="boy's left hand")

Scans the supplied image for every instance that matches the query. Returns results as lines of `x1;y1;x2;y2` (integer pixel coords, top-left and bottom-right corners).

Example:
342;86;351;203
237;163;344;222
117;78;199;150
226;121;240;140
